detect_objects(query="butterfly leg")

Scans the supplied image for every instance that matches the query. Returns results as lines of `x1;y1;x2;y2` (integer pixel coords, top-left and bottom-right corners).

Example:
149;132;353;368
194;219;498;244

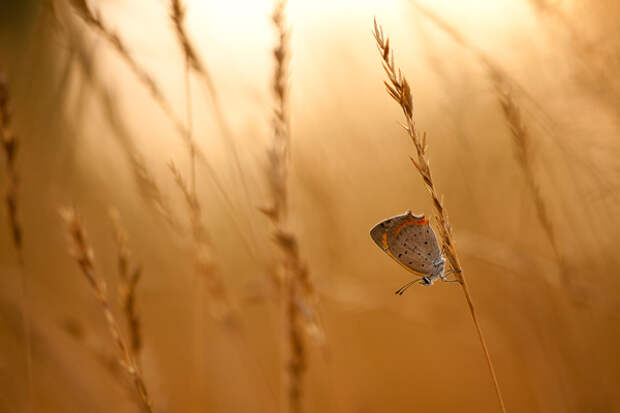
440;268;462;284
441;278;461;283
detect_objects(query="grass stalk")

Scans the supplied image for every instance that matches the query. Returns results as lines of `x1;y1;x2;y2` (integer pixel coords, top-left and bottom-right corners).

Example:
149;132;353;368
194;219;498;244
1;73;33;412
262;3;324;412
168;0;260;257
494;88;566;280
62;207;153;413
406;0;592;292
373;19;507;413
109;209;143;361
169;162;236;323
68;0;187;139
55;2;181;230
59;0;258;257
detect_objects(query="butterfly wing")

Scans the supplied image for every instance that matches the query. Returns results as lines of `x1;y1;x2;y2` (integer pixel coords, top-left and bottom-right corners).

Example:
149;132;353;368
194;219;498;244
370;211;412;251
370;211;437;276
391;219;442;275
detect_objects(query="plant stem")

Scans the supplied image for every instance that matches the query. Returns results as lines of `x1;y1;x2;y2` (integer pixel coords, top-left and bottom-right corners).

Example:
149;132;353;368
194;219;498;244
373;18;507;413
460;276;507;413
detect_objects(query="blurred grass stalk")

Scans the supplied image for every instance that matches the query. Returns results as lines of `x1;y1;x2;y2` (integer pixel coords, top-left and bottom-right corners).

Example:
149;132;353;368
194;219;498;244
110;209;144;363
373;19;507;413
1;71;33;412
262;1;324;412
67;0;258;259
62;207;154;413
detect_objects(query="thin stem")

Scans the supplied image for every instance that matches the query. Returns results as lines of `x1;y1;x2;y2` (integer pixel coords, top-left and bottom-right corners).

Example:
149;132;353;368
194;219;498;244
1;74;34;412
16;252;33;413
184;55;196;196
168;0;261;261
460;276;507;413
63;208;153;413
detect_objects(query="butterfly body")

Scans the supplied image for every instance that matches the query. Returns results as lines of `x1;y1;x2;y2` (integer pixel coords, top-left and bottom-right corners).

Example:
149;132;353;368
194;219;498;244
370;210;449;292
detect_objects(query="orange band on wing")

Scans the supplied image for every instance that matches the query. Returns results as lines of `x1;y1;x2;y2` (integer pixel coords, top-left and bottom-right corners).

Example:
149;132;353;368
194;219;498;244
392;216;428;237
381;232;389;249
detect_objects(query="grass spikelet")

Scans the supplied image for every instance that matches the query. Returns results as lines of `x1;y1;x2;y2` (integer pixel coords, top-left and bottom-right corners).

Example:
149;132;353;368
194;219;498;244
1;72;33;411
61;207;154;413
373;19;507;413
169;0;217;101
109;208;143;360
262;2;324;412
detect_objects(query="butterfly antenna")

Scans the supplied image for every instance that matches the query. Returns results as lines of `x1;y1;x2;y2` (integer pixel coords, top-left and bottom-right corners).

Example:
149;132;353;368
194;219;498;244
395;278;424;295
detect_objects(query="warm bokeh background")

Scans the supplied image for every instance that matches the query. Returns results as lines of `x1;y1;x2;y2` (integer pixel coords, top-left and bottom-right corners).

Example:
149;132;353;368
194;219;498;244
1;0;620;412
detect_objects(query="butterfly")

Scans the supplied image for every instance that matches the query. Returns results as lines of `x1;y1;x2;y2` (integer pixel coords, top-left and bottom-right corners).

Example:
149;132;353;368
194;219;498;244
370;210;459;294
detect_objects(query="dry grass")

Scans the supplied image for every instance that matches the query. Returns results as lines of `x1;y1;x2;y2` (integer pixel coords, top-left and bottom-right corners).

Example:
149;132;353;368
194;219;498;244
110;208;143;360
61;207;153;413
169;161;236;323
60;0;255;255
54;1;180;231
67;0;238;210
407;0;586;292
1;75;21;251
373;19;507;413
2;1;620;412
494;88;565;278
1;71;33;412
169;0;217;106
68;0;186;138
168;0;258;257
261;2;324;412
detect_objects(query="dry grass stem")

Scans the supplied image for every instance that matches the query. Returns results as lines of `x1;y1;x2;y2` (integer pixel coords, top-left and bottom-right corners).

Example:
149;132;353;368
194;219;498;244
68;0;187;139
1;75;22;251
168;0;259;254
495;88;566;279
262;0;291;225
68;0;247;218
1;72;33;411
55;2;181;231
373;19;507;413
169;162;236;323
66;0;257;255
407;0;588;287
61;318;134;393
407;0;553;122
62;207;153;413
110;209;143;360
169;0;217;103
262;3;324;412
